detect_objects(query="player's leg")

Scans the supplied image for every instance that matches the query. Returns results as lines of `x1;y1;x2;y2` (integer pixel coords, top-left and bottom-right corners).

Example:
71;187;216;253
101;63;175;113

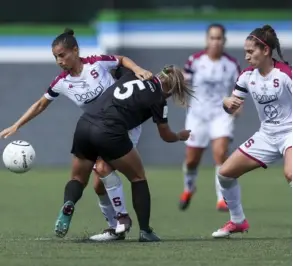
105;142;160;242
55;155;94;237
90;162;127;241
211;137;230;211
91;125;142;239
210;113;234;211
179;114;208;210
55;118;97;238
212;132;278;238
179;147;204;210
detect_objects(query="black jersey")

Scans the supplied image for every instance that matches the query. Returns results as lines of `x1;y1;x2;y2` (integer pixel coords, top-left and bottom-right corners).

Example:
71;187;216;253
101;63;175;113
81;72;168;130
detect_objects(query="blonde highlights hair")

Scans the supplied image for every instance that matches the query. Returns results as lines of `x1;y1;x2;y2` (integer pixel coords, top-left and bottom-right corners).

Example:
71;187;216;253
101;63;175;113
157;65;194;106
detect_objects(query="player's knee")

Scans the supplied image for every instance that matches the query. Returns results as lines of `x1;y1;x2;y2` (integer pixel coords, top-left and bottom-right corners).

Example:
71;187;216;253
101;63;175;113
71;176;88;187
94;161;114;177
213;149;227;165
217;172;237;189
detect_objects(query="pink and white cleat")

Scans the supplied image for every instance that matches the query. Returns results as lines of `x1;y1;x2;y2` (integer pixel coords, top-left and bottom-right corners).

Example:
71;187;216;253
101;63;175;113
212;219;250;238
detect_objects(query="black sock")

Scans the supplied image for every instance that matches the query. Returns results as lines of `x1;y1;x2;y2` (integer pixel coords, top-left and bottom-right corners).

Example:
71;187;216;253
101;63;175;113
131;180;151;231
64;180;84;204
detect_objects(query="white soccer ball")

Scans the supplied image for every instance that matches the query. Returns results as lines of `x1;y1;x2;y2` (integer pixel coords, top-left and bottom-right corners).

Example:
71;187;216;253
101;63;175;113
2;140;36;173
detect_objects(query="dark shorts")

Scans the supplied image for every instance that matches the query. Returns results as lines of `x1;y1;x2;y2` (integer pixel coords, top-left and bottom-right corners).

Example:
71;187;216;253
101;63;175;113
71;117;133;162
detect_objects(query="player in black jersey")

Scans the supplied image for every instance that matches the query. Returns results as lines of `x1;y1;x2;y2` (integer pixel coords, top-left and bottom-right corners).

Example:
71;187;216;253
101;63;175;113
55;65;193;241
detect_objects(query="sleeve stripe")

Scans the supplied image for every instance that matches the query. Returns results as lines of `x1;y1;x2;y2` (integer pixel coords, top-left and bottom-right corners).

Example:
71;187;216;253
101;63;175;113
233;85;247;98
235;84;248;93
47;87;59;98
184;68;194;74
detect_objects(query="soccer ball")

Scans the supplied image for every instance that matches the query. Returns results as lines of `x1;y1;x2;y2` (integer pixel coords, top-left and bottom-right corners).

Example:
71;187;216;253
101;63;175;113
2;140;36;173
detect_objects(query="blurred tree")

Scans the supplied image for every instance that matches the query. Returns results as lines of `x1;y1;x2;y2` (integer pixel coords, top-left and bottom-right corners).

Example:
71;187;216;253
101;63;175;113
0;0;290;23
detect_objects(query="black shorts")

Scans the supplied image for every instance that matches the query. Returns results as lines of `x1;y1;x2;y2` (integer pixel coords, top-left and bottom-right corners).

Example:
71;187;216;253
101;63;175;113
71;117;133;162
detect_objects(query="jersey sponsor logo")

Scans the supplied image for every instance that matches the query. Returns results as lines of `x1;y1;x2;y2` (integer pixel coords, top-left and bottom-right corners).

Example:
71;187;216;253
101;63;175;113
74;83;104;104
264;104;279;121
146;81;155;92
252;92;278;104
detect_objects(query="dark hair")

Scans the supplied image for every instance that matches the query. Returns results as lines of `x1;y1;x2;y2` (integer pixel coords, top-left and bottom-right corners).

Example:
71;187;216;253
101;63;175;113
52;28;79;50
206;23;226;36
157;65;194;106
247;25;288;64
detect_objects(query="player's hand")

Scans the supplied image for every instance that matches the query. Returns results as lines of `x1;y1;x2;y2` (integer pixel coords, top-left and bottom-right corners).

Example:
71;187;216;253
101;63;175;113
232;105;243;117
177;129;191;141
0;125;18;139
223;96;243;113
133;66;153;81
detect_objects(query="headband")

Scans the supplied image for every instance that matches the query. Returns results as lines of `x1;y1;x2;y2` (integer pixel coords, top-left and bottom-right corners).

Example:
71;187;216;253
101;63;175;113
249;35;268;47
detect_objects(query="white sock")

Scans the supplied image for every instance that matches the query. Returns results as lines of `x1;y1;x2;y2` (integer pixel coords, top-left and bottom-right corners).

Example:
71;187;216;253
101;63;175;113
98;194;117;229
218;175;245;224
183;163;198;192
215;165;223;202
100;171;128;215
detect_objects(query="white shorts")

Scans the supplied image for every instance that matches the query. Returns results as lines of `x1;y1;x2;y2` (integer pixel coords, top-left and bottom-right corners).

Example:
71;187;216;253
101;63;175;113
93;125;142;169
185;111;234;148
128;125;142;147
238;131;292;168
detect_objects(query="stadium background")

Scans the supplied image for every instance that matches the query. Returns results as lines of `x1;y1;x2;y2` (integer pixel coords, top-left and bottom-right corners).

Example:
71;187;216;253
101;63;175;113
0;3;291;266
0;5;291;167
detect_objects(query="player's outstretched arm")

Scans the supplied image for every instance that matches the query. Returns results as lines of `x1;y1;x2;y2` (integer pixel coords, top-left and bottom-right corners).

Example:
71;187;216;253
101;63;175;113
115;55;153;81
222;95;244;115
0;96;52;139
156;123;191;143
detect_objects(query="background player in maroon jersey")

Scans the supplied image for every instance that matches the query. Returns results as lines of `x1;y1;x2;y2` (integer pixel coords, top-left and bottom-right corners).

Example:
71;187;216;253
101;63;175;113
180;24;241;212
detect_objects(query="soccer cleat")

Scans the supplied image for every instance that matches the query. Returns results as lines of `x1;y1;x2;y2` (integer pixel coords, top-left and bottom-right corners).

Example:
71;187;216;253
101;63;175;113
179;190;193;210
139;228;161;242
55;201;75;238
216;199;229;212
115;213;132;234
89;228;126;241
212;219;250;238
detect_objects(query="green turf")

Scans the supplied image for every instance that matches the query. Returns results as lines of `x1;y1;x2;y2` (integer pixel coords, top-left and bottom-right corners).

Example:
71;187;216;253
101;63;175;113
97;9;292;21
0;167;290;266
0;24;95;36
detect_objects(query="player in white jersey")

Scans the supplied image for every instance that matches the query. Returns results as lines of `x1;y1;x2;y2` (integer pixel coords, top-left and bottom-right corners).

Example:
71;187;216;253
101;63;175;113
0;28;153;241
212;25;291;238
179;24;241;211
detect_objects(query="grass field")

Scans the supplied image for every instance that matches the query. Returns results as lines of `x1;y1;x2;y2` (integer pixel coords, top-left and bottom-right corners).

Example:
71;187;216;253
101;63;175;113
0;167;291;266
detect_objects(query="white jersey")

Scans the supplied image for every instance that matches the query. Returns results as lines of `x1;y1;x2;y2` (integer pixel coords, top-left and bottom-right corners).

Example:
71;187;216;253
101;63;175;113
233;60;292;136
184;50;240;117
44;55;119;111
